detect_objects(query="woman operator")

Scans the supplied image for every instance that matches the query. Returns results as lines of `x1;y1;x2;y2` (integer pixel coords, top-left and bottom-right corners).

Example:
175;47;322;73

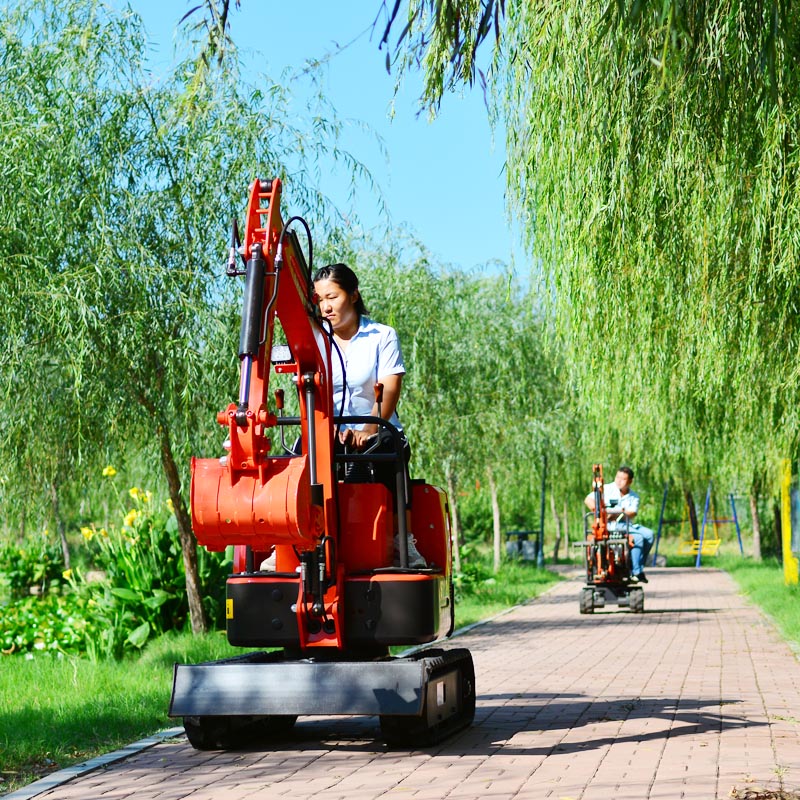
313;263;425;568
313;263;405;449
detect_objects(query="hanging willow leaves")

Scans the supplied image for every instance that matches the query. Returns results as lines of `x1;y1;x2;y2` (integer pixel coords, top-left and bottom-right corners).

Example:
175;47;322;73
496;3;800;492
380;1;800;494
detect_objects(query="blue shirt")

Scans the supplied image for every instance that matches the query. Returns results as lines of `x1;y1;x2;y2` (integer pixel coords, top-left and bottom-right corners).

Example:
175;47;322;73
330;316;405;430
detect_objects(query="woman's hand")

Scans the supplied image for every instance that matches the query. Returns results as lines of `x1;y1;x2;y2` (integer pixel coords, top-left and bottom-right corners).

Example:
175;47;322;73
339;426;378;450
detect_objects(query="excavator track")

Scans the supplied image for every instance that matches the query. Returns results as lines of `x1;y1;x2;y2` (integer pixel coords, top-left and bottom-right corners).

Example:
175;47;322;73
379;648;476;746
171;647;475;749
183;714;297;751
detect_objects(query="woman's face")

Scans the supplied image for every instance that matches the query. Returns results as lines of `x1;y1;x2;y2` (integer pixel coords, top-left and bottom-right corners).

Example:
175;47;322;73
314;278;359;334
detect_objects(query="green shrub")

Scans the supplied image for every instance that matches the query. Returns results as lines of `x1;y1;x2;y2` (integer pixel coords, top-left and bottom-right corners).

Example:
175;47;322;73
0;594;89;656
452;548;495;601
0;532;65;600
63;487;229;659
1;475;230;661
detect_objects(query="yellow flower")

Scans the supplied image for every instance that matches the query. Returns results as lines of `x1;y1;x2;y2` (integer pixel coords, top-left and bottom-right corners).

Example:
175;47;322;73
102;465;117;477
62;569;73;580
123;509;138;528
80;526;94;541
99;528;108;538
166;498;175;513
128;487;140;499
142;491;152;503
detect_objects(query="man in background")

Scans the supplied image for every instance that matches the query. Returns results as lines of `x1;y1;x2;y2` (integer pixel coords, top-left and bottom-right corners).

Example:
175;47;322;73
585;466;654;583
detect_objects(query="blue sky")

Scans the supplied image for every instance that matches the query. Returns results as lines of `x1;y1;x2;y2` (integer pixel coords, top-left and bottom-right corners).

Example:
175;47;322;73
125;1;514;273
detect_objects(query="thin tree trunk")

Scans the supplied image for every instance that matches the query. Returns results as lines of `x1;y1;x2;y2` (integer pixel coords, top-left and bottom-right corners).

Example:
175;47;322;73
749;490;762;561
157;421;208;634
446;467;461;573
488;467;501;573
774;501;783;559
550;492;562;561
49;482;70;570
563;500;569;550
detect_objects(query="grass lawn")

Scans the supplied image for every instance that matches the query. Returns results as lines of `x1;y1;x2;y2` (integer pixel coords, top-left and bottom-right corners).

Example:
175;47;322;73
0;560;561;795
714;553;800;649
0;631;237;794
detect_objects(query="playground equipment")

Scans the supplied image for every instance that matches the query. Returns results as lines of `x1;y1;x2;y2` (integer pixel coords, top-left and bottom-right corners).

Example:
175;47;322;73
577;465;643;614
651;481;743;567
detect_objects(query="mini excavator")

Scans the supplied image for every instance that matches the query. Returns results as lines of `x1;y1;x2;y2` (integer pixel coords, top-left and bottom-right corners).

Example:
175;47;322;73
578;464;644;614
168;178;475;749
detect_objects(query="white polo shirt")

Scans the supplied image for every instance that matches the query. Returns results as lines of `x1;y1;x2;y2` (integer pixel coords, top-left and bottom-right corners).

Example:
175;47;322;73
330;316;405;430
604;482;640;531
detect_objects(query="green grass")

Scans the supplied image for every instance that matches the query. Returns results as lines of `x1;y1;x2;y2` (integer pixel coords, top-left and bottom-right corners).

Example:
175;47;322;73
0;631;240;794
715;554;800;649
0;562;560;794
453;559;562;628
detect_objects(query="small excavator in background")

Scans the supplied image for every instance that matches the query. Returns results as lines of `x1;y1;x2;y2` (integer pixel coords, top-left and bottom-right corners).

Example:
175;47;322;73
168;178;475;749
578;464;644;614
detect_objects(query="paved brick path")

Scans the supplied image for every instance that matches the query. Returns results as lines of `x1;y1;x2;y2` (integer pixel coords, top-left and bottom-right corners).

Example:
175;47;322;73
10;567;800;800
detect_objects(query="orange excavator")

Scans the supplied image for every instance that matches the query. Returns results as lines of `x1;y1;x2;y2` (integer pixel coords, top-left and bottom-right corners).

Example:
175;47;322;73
168;178;475;748
579;464;644;614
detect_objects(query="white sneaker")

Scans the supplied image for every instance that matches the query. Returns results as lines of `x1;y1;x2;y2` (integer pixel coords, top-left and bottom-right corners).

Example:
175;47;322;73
259;549;276;571
394;533;427;568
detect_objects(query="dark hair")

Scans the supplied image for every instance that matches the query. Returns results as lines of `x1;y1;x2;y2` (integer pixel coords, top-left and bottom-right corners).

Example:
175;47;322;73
617;466;634;481
312;263;368;316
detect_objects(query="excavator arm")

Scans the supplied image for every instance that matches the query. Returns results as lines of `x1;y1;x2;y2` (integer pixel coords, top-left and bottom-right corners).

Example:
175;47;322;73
192;178;334;552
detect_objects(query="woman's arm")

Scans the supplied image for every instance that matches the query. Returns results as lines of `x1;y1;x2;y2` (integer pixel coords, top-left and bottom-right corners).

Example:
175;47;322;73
340;374;403;449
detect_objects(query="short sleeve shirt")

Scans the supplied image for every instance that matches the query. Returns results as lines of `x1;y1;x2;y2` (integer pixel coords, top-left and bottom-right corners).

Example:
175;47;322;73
331;316;405;430
604;482;639;531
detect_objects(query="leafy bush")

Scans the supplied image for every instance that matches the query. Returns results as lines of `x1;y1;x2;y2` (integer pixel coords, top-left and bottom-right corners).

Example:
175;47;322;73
0;593;89;656
64;486;229;660
0;532;65;600
1;473;230;660
452;546;496;601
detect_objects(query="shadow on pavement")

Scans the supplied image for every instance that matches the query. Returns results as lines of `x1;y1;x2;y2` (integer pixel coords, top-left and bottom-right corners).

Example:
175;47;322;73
172;691;758;759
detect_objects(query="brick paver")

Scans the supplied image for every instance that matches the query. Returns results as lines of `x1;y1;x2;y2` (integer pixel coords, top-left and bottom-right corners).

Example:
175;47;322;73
10;567;800;799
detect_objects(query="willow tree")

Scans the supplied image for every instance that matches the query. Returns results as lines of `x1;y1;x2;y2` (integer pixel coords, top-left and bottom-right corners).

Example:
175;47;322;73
375;2;800;511
0;0;375;629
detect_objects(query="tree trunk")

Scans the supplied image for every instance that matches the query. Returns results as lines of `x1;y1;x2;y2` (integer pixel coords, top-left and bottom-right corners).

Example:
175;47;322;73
488;467;502;573
49;481;70;570
157;421;208;634
563;500;569;550
445;467;461;573
774;500;783;558
550;492;562;561
749;490;762;561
